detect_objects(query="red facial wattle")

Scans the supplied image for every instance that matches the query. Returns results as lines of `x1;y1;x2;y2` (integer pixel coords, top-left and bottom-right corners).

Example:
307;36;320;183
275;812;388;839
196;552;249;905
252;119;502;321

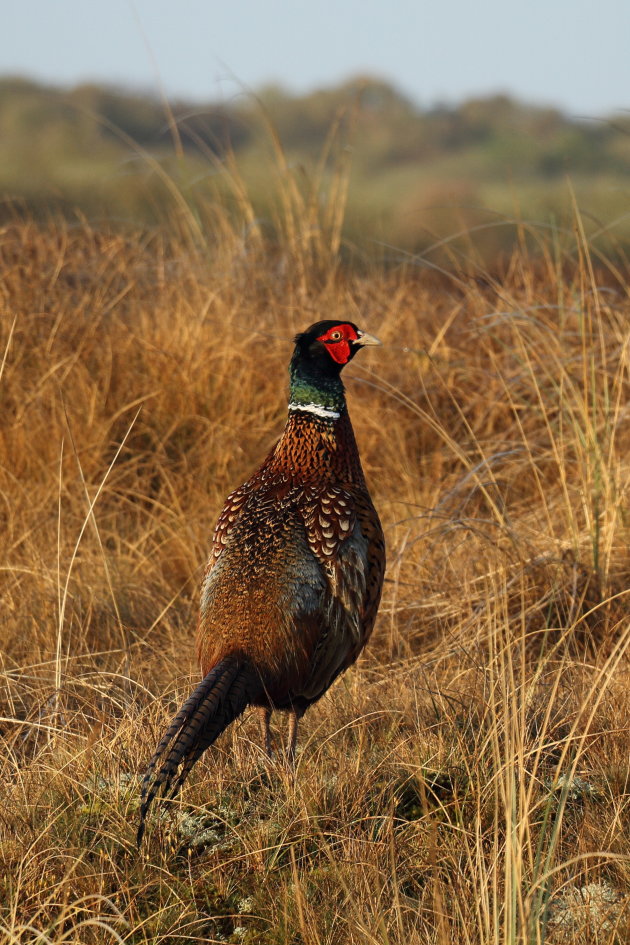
317;324;359;365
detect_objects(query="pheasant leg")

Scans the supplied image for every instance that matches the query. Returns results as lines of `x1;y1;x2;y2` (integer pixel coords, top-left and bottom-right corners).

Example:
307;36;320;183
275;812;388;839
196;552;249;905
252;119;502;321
258;706;274;758
286;709;302;765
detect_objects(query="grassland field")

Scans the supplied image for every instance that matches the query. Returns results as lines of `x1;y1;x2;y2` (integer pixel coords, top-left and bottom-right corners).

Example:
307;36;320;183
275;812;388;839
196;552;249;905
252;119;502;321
1;191;630;944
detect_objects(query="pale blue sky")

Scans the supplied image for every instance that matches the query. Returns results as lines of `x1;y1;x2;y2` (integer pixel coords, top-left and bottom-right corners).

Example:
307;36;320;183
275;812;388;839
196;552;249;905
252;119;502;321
4;0;629;116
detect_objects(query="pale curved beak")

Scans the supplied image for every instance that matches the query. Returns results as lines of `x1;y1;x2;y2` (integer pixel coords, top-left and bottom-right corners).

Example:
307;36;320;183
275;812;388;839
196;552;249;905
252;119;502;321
355;329;382;346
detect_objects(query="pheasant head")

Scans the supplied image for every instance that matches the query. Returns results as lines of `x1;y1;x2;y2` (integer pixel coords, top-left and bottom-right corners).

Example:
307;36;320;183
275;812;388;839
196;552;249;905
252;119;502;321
289;320;381;420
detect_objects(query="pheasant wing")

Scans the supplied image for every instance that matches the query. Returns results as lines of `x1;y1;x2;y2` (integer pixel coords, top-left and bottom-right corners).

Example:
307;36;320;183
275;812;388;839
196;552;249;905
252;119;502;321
299;484;384;700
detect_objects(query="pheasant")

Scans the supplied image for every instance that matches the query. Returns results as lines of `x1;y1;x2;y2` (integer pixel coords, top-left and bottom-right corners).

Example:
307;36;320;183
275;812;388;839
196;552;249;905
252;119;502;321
137;319;385;845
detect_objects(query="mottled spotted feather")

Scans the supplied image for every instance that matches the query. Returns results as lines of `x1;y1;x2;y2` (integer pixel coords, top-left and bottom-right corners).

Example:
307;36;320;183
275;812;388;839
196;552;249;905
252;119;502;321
210;483;252;562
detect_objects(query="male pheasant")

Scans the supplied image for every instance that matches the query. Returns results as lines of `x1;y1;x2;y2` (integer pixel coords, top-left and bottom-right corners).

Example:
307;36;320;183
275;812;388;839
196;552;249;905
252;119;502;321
137;320;385;844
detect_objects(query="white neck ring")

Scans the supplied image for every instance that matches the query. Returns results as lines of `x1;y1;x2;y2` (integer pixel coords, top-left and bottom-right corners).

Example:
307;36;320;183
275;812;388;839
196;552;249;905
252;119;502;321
288;402;340;420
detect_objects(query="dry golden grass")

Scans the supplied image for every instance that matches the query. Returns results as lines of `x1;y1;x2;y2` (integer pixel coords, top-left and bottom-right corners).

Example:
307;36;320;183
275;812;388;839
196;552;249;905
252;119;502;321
1;205;630;944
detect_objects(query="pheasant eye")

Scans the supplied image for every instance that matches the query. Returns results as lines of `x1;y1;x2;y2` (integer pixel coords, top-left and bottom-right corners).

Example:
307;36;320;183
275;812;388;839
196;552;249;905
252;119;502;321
329;330;342;341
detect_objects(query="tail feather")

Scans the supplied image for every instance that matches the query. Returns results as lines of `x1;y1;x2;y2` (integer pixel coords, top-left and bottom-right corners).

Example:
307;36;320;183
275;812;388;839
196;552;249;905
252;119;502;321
137;657;259;846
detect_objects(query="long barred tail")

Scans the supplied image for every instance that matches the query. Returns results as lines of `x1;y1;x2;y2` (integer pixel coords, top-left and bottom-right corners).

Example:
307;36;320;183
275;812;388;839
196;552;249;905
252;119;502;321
137;657;260;846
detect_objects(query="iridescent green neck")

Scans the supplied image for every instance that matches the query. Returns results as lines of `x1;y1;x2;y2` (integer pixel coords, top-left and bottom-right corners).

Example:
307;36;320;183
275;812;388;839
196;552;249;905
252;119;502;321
288;357;346;420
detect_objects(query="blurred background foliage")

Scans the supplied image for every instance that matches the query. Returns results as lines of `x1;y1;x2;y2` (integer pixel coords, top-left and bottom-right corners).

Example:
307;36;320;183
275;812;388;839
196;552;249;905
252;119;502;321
2;73;630;265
